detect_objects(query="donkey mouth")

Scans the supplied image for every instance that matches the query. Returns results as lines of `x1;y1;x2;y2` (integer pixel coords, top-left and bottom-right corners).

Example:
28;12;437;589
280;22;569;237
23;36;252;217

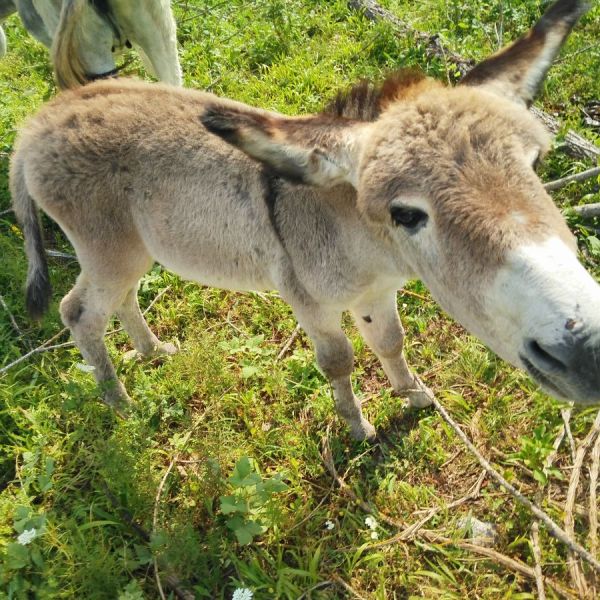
519;354;570;400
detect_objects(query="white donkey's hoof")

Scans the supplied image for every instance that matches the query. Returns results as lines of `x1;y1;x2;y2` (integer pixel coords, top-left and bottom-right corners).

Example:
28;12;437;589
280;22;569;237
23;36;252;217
403;376;435;409
349;419;377;442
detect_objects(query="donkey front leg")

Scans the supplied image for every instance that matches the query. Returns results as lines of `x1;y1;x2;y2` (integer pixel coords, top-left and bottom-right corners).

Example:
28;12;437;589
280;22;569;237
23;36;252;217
60;275;131;413
351;292;434;409
294;307;376;441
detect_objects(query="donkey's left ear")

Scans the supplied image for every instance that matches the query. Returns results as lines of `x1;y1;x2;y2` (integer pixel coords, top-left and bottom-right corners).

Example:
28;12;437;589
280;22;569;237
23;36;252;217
461;0;589;107
201;105;356;188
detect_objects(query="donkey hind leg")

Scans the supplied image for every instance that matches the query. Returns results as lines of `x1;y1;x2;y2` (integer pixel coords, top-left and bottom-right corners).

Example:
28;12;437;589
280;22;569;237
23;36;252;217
60;275;132;413
294;306;376;441
351;293;434;409
116;287;177;359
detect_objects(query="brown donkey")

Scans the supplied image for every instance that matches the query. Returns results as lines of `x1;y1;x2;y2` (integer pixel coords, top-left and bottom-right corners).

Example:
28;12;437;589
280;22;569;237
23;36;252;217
11;0;600;440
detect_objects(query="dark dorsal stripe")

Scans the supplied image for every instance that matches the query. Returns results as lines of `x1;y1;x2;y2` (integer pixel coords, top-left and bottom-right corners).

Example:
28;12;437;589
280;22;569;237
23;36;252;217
260;168;285;247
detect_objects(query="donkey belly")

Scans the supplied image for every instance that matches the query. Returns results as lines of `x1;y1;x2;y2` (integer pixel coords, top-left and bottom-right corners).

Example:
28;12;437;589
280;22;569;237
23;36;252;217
132;191;279;293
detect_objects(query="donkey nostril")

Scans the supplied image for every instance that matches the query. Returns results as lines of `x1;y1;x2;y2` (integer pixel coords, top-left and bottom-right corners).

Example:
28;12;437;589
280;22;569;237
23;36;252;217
526;339;568;373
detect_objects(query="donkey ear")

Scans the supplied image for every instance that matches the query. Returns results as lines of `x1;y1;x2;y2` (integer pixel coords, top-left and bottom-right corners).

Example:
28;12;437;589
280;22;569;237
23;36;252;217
461;0;589;107
201;105;355;187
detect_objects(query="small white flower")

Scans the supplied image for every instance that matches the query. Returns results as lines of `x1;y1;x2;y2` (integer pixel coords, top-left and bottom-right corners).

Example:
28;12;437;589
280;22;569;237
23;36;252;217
17;528;36;545
232;588;253;600
364;516;378;530
370;531;379;540
324;520;335;530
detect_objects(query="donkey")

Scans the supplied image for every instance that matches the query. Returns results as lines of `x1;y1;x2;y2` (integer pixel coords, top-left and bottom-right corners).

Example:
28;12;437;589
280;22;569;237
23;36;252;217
11;0;600;440
0;0;181;88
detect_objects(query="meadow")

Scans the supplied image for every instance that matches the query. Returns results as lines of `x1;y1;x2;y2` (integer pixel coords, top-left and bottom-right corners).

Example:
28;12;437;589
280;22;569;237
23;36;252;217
1;0;600;598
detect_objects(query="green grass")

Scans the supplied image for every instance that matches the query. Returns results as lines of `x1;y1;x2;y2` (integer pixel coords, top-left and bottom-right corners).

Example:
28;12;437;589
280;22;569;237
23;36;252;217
1;0;600;598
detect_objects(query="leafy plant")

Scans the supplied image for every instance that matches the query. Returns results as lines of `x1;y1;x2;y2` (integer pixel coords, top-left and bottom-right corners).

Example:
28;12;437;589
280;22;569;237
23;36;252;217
509;425;563;485
220;457;287;545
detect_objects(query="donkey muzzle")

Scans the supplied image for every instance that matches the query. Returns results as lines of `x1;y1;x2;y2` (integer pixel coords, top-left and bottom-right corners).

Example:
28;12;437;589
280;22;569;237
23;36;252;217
520;329;600;404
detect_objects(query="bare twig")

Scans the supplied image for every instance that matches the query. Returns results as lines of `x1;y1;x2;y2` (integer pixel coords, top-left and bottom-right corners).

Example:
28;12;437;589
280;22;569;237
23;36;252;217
296;581;335;600
102;483;195;600
530;416;567;600
430;395;600;574
153;457;176;600
0;328;69;376
331;574;369;600
401;288;431;303
429;536;577;599
562;406;576;463
589;432;600;558
0;292;25;340
0;286;171;377
571;203;600;220
46;249;77;261
348;0;600;161
152;424;199;600
565;410;600;596
531;522;546;600
545;166;600;192
276;324;301;361
322;432;576;598
348;0;473;75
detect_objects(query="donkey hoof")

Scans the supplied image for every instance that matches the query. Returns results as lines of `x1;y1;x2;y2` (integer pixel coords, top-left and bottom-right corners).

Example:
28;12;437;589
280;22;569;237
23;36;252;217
406;377;435;409
350;419;377;442
102;381;133;416
156;341;178;356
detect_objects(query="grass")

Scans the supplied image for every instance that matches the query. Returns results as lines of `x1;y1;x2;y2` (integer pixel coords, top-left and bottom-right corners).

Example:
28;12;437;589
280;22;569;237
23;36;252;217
1;0;600;598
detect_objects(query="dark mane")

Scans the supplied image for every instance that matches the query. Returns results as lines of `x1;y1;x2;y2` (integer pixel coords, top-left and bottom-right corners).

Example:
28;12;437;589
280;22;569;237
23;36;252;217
323;68;428;121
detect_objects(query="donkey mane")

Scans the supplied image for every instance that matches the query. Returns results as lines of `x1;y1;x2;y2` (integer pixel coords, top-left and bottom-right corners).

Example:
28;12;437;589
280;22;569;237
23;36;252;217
323;68;434;121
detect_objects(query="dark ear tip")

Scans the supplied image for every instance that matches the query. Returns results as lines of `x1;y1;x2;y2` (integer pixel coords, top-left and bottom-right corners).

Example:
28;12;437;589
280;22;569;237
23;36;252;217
200;106;239;137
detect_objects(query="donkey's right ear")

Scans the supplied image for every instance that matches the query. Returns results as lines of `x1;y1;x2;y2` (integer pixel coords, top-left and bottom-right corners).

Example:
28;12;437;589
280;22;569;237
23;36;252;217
201;105;357;188
460;0;589;107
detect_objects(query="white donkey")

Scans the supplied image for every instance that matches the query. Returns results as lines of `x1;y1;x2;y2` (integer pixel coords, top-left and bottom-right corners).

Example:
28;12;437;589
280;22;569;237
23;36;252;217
11;0;600;440
0;0;181;88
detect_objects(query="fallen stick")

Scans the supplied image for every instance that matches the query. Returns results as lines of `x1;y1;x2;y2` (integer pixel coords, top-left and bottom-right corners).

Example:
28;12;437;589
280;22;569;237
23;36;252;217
0;286;171;376
348;0;600;161
544;166;600;192
564;410;600;596
430;395;600;574
321;433;576;598
571;203;600;219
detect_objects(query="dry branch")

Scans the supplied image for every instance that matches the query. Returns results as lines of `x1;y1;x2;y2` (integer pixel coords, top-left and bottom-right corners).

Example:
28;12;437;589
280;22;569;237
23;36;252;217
545;166;600;192
572;203;600;220
430;395;600;574
348;0;600;161
565;410;600;595
322;432;576;598
0;286;171;377
347;0;473;75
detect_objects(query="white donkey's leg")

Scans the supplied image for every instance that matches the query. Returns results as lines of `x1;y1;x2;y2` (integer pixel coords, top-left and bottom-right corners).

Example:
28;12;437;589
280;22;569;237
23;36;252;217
125;0;181;85
351;292;434;409
292;305;376;441
60;274;131;412
116;286;177;358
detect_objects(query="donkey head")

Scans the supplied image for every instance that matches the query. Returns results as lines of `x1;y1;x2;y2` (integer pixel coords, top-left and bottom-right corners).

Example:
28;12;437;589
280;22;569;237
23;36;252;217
202;0;600;404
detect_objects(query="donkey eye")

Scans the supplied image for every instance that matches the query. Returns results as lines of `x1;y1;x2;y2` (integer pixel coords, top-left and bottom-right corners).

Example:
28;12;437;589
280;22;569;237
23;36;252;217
390;206;428;230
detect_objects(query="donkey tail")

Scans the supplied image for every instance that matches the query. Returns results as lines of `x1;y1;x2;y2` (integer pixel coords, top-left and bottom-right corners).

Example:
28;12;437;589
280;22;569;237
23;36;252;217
52;0;88;89
10;157;52;320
